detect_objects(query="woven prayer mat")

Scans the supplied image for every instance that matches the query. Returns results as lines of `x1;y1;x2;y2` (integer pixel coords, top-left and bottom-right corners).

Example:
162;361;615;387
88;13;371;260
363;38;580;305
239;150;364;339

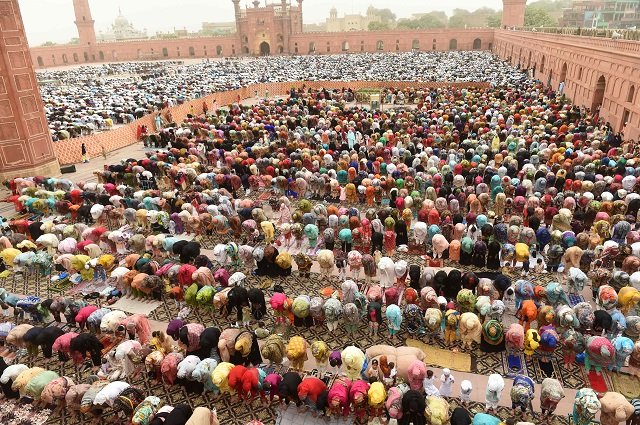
530;356;561;382
568;294;585;307
501;352;528;377
583;368;612;394
610;372;640;399
406;338;473;372
108;296;162;315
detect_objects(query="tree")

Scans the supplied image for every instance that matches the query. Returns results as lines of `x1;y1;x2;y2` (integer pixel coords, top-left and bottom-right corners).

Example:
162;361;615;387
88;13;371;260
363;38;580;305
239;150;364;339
524;6;556;27
487;14;502;28
368;21;390;31
448;9;471;28
375;8;396;24
397;11;447;29
41;41;57;46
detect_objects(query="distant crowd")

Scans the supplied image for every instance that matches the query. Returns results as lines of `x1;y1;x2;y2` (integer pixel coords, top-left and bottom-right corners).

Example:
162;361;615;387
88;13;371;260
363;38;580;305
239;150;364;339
36;51;527;141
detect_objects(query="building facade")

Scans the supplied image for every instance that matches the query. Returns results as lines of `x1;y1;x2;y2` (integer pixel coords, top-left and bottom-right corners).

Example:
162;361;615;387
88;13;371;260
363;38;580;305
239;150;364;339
325;6;381;32
559;0;640;29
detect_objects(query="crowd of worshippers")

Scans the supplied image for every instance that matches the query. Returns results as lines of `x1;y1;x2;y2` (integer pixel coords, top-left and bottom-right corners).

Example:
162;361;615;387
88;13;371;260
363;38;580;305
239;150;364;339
4;73;640;425
36;51;527;141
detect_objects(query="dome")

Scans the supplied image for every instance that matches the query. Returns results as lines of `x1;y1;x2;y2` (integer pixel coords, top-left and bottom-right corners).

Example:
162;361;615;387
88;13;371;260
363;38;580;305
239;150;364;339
114;8;129;27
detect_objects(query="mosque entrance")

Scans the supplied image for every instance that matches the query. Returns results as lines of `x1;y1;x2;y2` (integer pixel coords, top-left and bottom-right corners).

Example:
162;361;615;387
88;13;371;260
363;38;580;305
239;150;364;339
591;75;606;112
259;42;271;56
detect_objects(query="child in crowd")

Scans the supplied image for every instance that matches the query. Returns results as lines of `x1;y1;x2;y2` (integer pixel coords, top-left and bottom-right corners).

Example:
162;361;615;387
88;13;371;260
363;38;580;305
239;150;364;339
423;370;439;396
439;368;455;397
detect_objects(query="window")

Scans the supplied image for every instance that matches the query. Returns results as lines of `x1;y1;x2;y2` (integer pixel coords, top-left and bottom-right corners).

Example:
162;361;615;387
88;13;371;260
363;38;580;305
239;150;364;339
51;55;56;65
396;40;400;51
177;47;180;57
412;39;419;50
326;41;330;52
578;66;583;80
473;38;481;50
294;42;298;54
309;42;315;53
277;34;284;43
342;41;349;51
37;56;44;67
163;48;169;57
217;45;223;56
73;53;79;62
432;38;437;50
189;46;195;56
449;39;457;50
83;52;89;61
627;85;635;103
278;46;284;53
232;45;236;55
62;54;68;64
98;51;104;60
361;41;364;51
376;40;384;50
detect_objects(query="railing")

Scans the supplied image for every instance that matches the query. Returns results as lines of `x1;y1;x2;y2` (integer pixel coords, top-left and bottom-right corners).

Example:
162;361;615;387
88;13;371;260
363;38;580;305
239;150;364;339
498;28;640;54
511;26;640;41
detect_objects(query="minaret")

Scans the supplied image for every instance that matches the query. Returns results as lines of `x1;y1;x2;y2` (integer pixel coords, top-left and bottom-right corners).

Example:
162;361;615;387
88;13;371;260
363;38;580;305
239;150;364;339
501;0;527;28
232;0;241;17
72;0;96;45
232;0;242;34
0;0;59;179
296;0;303;32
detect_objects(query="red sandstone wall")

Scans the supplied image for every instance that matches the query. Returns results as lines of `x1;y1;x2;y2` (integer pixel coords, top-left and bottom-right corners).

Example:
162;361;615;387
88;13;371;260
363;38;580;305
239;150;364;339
29;29;495;69
494;30;640;140
52;80;490;165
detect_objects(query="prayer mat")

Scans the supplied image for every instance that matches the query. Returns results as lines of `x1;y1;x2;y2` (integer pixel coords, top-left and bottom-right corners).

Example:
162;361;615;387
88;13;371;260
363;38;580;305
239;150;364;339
405;338;472;372
66;278;110;297
584;369;610;393
109;297;161;315
537;358;556;379
610;372;640;399
568;294;584;307
502;352;528;377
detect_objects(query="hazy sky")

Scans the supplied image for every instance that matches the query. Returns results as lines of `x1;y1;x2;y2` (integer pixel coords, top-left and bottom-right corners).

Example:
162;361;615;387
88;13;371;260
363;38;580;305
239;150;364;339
19;0;503;46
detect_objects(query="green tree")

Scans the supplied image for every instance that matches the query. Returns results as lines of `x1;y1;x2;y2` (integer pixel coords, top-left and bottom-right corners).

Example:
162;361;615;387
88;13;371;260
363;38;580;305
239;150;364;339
375;8;396;24
524;6;556;27
41;41;57;46
368;21;390;31
448;9;470;28
487;13;502;27
397;11;447;29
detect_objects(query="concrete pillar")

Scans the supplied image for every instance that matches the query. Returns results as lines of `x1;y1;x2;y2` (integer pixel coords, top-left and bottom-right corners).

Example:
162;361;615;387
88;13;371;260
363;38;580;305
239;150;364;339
502;0;527;28
0;0;59;180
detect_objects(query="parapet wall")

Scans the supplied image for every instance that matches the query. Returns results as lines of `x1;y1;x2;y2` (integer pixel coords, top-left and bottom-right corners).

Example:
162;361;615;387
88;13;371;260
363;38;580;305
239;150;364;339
52;80;491;165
